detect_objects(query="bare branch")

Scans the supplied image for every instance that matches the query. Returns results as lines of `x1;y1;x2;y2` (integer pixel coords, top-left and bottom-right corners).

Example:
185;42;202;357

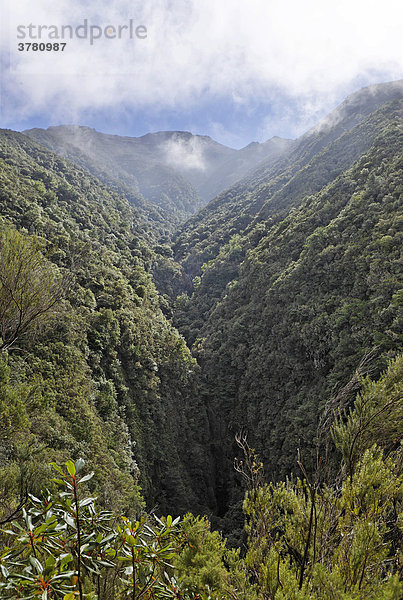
234;430;264;491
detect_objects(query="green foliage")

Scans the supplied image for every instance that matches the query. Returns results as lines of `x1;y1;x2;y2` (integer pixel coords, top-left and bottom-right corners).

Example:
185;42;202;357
174;515;229;599
241;445;402;600
332;356;403;474
0;129;198;516
116;514;182;600
0;226;64;351
0;460;190;600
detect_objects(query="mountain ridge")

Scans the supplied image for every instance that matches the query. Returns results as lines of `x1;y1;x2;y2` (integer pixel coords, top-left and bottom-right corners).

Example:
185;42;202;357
23;125;293;222
173;80;403;276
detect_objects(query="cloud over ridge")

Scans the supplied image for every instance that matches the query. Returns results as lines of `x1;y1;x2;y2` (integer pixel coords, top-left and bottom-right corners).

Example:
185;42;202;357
1;0;402;140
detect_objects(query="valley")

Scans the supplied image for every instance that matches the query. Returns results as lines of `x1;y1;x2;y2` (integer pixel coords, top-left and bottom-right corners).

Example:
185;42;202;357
0;79;402;600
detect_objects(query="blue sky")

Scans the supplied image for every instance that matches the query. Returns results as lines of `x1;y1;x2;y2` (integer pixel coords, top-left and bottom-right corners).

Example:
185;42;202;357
1;0;402;148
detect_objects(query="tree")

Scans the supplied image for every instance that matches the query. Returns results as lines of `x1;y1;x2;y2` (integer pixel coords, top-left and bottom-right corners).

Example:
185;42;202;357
239;358;403;599
0;459;188;600
332;355;403;476
0;226;66;351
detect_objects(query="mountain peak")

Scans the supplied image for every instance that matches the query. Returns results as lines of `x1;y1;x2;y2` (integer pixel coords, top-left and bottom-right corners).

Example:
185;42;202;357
309;79;403;136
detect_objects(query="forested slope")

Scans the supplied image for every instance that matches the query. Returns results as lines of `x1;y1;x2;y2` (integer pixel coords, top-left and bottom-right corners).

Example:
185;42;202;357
173;89;403;519
23;126;203;229
173;81;403;277
0;130;204;519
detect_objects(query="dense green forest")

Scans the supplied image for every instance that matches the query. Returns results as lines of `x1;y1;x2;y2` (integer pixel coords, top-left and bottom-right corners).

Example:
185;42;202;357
0;359;401;599
0;130;202;517
173;99;403;517
0;80;402;598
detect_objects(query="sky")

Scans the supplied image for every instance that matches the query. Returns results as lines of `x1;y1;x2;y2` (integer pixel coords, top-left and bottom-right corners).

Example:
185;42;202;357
0;0;402;148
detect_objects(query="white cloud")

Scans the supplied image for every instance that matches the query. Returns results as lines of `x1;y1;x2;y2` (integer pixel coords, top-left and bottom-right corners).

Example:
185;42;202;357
1;0;402;135
161;135;207;171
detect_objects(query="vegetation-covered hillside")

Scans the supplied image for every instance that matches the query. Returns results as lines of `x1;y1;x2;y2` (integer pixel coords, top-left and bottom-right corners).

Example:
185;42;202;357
24;127;292;223
0;129;202;519
23;126;203;228
173;81;403;277
173;86;403;518
0;80;401;600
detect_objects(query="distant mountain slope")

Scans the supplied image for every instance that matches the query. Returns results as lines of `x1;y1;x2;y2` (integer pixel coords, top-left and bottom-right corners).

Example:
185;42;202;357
173;80;403;276
139;131;293;201
202;136;293;200
23;126;293;223
23;125;202;227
